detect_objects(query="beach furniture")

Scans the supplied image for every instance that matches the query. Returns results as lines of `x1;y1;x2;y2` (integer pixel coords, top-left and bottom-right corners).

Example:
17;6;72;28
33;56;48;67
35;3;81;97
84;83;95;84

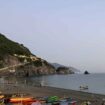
59;98;77;105
0;95;4;99
36;97;47;105
59;99;68;105
46;96;59;103
45;96;59;105
0;95;4;105
70;101;77;105
52;102;60;105
31;101;41;105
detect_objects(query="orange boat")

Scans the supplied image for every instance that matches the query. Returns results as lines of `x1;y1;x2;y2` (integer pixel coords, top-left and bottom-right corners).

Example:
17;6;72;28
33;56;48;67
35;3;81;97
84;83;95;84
10;97;35;103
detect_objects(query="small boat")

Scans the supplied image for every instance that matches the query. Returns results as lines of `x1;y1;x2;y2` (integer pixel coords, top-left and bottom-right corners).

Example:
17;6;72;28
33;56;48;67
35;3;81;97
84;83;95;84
10;97;34;103
10;94;35;103
79;85;88;90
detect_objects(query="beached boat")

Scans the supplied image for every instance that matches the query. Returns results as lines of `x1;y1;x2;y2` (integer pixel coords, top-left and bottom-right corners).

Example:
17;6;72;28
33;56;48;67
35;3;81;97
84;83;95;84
10;97;34;103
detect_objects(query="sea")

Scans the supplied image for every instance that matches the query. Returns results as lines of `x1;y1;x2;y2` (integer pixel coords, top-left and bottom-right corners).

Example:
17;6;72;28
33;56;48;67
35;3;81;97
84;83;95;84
31;73;105;95
1;73;105;95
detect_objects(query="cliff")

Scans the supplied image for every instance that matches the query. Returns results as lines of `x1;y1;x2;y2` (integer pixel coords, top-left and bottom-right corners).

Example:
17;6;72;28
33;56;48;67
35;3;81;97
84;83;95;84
56;67;74;74
51;63;77;74
0;33;55;76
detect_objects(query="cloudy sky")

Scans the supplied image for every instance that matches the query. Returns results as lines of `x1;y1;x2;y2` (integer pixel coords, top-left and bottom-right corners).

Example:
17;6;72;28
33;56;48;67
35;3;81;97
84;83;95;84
0;0;105;72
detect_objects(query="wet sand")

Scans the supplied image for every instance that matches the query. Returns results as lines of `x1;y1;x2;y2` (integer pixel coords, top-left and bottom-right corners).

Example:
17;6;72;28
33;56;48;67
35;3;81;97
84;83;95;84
0;84;105;105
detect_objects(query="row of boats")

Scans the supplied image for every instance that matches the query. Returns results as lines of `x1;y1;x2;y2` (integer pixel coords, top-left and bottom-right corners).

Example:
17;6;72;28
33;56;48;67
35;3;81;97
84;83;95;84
0;94;77;105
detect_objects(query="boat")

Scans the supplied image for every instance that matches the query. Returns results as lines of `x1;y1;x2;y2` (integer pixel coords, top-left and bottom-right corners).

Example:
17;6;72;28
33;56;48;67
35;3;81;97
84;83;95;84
10;97;34;103
79;85;88;90
9;94;35;104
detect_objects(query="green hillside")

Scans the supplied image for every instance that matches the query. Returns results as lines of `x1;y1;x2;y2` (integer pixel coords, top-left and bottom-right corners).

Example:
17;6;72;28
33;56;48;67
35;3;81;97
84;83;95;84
0;33;31;60
0;33;72;76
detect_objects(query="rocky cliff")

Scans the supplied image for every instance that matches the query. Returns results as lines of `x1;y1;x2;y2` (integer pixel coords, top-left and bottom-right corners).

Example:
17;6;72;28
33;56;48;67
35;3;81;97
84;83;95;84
0;33;56;76
51;63;78;74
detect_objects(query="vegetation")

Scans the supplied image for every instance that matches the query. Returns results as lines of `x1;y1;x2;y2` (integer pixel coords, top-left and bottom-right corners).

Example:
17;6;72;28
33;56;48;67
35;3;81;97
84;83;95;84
56;67;69;72
33;60;42;67
0;33;31;60
43;60;55;68
0;62;4;68
0;33;56;76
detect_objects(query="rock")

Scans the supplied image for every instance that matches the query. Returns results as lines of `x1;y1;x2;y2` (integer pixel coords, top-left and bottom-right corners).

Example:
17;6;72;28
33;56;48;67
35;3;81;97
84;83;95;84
0;33;56;76
84;71;90;75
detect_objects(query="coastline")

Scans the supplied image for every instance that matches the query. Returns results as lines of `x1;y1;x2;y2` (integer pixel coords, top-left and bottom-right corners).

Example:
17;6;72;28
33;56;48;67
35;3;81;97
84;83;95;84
0;85;105;105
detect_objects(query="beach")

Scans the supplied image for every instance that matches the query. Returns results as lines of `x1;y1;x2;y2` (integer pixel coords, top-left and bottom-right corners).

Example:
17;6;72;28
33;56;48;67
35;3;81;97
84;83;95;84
0;84;105;105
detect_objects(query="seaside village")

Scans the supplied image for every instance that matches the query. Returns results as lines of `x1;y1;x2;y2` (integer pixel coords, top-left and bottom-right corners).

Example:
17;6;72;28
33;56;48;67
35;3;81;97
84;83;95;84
0;54;103;105
0;55;89;105
0;54;78;105
0;53;104;105
0;81;102;105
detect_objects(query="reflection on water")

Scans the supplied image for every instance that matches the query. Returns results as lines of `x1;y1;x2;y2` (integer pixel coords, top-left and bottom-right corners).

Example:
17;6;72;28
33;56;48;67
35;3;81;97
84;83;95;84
0;76;43;87
1;74;105;95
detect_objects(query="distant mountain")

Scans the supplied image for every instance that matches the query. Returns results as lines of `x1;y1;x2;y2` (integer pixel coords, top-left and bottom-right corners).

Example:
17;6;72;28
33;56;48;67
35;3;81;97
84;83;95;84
0;33;80;76
51;63;80;73
69;67;80;73
51;63;65;69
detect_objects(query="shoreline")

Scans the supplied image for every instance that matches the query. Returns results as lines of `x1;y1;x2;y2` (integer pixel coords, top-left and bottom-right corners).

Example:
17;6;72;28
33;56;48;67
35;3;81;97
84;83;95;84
47;86;105;96
0;85;105;105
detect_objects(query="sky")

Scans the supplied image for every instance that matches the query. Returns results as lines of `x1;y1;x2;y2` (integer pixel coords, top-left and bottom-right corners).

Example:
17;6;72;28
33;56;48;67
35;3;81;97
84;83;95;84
0;0;105;73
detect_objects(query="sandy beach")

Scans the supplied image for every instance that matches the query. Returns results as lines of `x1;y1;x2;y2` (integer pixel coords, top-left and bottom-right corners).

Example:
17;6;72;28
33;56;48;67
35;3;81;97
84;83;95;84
0;84;105;105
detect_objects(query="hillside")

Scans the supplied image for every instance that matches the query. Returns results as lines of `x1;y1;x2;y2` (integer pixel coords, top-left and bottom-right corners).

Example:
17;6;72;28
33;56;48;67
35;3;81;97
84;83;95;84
51;63;80;73
0;33;55;76
0;33;31;58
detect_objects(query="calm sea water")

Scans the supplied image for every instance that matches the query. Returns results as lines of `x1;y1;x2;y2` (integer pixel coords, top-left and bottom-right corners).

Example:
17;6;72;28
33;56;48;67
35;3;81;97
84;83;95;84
1;73;105;95
31;73;105;95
